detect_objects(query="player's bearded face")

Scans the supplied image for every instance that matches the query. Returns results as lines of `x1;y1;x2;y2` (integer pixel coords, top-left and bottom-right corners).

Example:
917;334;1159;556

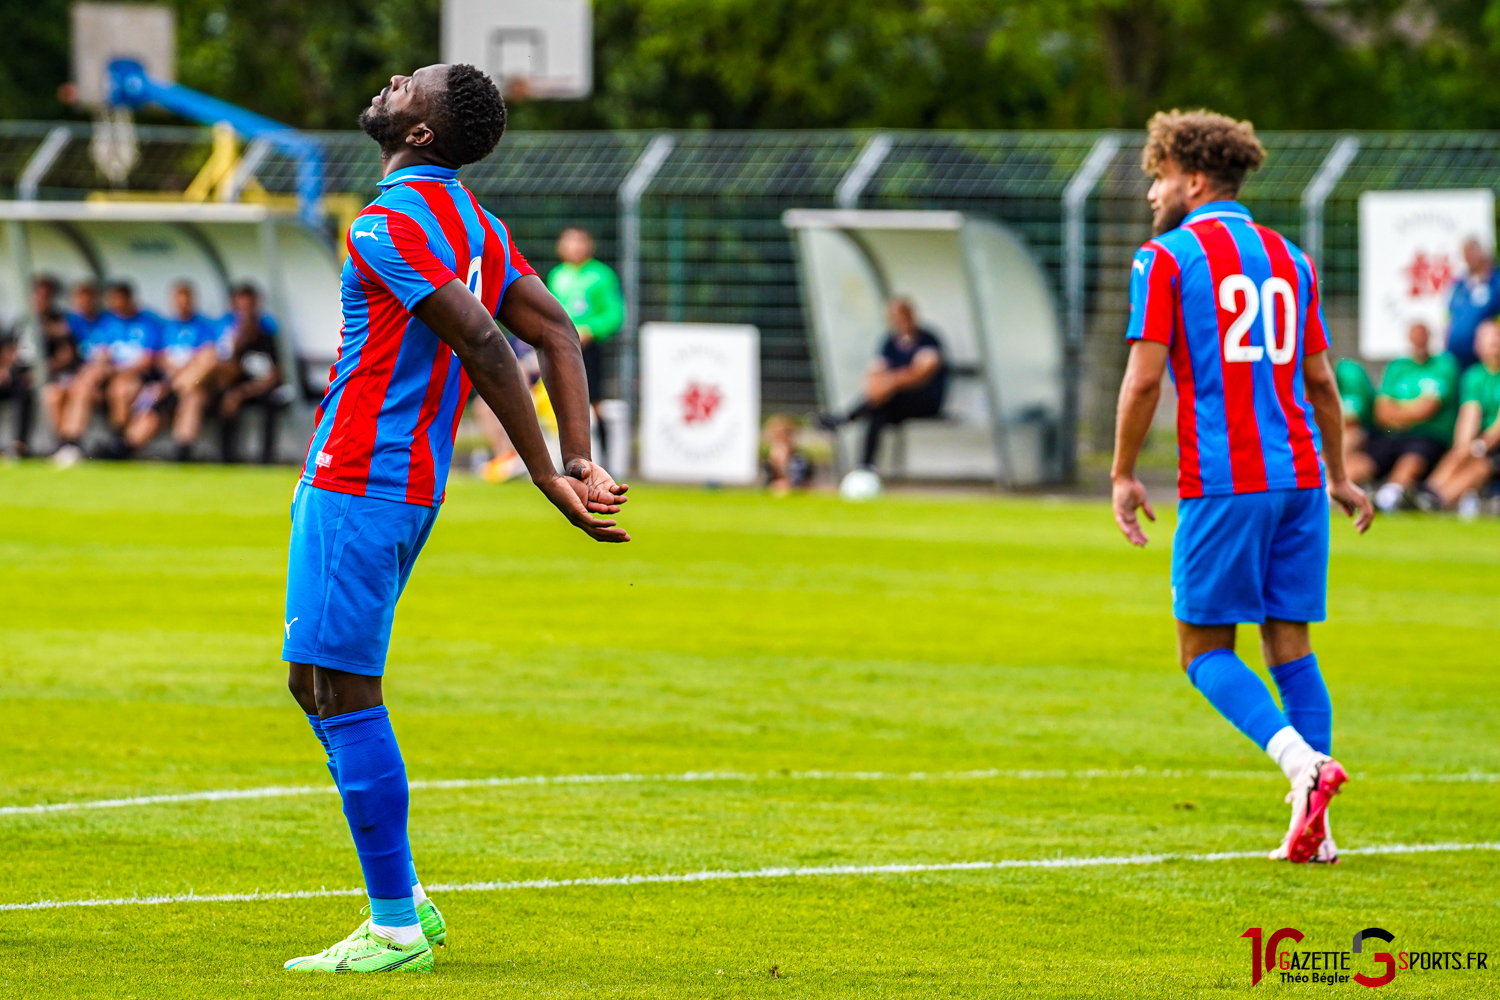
1149;174;1190;236
359;96;418;155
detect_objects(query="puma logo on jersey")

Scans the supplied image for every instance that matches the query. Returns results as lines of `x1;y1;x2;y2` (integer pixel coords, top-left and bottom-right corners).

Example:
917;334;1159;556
285;617;299;638
1133;257;1148;274
354;229;380;241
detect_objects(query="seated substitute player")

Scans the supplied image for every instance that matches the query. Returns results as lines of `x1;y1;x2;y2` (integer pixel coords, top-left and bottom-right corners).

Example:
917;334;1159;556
1334;358;1376;477
33;276;84;449
1422;319;1500;514
123;279;220;460
51;281;106;466
0;274;74;456
1355;320;1460;512
56;282;163;462
0;327;31;456
818;297;948;469
64;279;105;358
212;284;284;463
1110;110;1374;865
280;63;629;975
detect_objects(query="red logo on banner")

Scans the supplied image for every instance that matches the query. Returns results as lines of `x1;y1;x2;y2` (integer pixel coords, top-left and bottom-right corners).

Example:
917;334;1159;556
1403;251;1455;298
680;382;724;424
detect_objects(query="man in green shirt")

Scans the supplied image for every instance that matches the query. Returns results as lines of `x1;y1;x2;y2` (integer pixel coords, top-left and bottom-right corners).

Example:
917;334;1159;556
1350;320;1461;511
1334;358;1376;476
547;227;624;453
1423;319;1500;513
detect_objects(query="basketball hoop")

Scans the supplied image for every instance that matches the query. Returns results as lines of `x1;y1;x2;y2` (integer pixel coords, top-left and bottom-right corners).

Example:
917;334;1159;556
91;105;139;187
72;3;172;187
443;0;592;100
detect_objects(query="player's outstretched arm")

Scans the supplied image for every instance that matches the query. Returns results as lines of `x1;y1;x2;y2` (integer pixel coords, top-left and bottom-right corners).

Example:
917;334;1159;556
498;274;627;512
1303;349;1374;534
499;275;628;515
414;281;629;543
1111;340;1168;546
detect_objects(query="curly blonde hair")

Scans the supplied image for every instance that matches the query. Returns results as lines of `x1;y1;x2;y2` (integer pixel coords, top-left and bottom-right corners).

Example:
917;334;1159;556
1141;110;1265;194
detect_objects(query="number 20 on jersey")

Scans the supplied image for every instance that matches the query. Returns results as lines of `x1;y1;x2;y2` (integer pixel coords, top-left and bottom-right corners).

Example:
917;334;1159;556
1219;274;1297;365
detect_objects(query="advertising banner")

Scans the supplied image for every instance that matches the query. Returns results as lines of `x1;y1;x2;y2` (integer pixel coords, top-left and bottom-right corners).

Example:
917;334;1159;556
1359;189;1495;359
640;323;760;484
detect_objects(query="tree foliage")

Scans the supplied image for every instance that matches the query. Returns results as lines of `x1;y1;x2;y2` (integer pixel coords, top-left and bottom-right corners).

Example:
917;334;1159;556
5;0;1500;131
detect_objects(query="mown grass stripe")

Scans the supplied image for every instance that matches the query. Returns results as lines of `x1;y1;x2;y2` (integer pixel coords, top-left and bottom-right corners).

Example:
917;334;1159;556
5;842;1497;912
5;767;1496;818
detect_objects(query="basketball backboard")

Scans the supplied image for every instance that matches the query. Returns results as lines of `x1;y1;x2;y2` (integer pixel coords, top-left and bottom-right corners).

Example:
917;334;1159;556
71;2;175;108
442;0;592;100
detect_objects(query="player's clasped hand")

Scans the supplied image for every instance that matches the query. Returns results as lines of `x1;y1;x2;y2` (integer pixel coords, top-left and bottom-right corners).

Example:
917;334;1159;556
1112;475;1156;547
567;458;630;515
540;467;631;543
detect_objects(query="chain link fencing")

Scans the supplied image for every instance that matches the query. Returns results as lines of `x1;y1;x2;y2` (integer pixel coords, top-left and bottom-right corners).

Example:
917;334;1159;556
4;121;1498;460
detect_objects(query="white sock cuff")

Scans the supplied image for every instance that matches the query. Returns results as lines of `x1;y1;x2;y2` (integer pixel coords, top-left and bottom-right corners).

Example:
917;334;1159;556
370;922;425;946
1266;725;1316;782
411;882;428;905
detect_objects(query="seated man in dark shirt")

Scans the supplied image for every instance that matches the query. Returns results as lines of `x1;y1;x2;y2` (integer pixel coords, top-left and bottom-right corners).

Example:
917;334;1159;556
208;283;284;463
36;276;84;441
2;274;73;456
821;298;947;469
0;328;32;457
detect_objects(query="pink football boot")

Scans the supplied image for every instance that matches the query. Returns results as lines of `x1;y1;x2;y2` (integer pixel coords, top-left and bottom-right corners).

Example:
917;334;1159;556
1281;757;1349;864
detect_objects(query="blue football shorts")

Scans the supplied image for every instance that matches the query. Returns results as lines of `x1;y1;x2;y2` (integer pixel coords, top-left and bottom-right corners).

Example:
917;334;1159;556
282;483;440;676
1171;487;1329;626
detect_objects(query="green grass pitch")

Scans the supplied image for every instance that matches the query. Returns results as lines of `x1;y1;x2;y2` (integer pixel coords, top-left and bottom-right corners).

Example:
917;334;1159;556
2;463;1497;997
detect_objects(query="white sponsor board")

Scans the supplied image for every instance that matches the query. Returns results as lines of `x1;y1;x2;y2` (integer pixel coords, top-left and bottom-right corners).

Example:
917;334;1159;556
1360;189;1495;359
442;0;592;99
640;323;759;484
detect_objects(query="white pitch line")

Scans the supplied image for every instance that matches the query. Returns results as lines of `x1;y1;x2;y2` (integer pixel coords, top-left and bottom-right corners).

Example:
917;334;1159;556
4;841;1497;913
0;784;337;816
4;767;1498;818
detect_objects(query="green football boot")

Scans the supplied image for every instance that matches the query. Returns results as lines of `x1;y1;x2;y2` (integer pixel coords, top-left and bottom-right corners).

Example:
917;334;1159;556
283;922;433;974
418;898;447;947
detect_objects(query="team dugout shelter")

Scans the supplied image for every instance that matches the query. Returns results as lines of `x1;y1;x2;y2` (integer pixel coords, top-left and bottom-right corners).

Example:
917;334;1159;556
0;200;342;450
784;208;1067;487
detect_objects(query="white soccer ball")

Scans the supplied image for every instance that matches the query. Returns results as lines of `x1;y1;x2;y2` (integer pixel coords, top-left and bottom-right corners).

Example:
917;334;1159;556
839;468;882;501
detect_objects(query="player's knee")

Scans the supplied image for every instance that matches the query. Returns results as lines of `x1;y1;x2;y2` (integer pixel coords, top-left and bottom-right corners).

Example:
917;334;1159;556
286;666;318;714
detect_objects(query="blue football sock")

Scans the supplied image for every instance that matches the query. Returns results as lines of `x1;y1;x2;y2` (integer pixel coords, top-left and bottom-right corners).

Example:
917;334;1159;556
371;894;420;929
309;713;424;890
1187;649;1290;751
306;714;340;788
323;705;418;928
1269;653;1332;755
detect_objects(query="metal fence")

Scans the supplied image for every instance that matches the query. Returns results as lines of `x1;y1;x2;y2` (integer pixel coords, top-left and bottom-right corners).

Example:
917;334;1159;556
4;122;1499;452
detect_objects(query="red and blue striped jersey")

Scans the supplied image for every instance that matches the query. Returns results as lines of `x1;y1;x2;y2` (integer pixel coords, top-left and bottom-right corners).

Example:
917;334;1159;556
1126;201;1329;499
301;164;535;506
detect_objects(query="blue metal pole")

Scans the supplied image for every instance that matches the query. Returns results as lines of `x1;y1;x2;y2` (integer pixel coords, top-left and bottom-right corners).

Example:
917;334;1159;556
107;59;325;227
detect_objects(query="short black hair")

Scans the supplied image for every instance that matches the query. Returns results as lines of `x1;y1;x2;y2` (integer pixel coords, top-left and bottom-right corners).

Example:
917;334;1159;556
106;280;134;298
231;282;260;300
433;64;506;166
